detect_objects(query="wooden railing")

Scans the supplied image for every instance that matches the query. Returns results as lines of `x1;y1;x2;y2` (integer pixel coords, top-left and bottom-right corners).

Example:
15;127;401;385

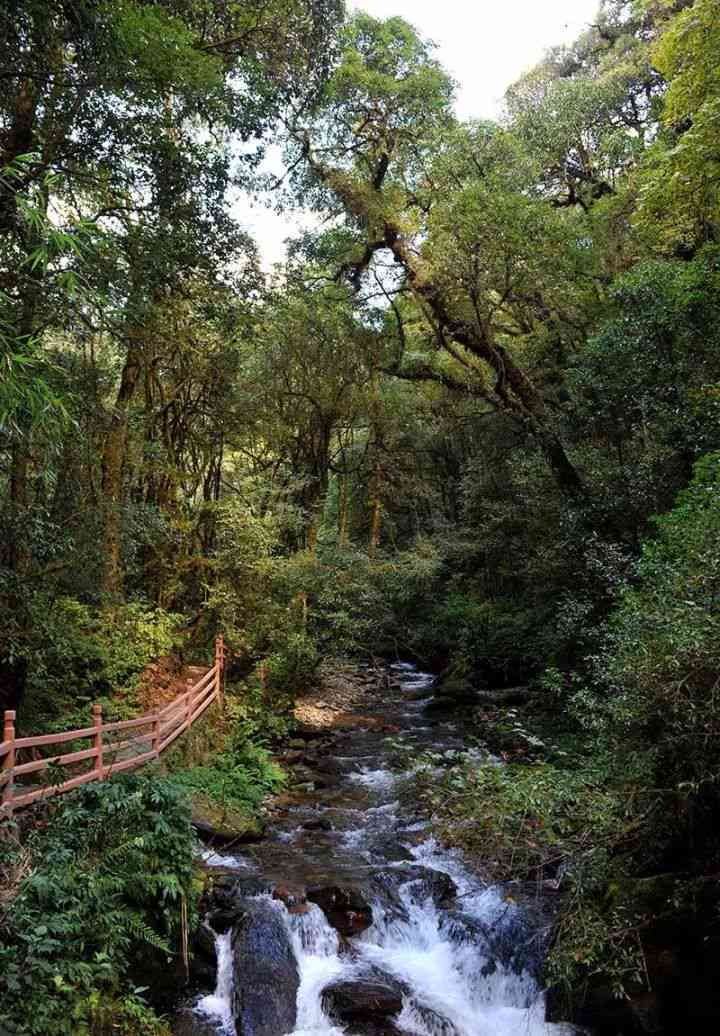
0;636;226;818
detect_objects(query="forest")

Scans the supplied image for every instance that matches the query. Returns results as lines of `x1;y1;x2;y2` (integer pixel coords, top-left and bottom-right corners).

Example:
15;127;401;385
1;0;720;1034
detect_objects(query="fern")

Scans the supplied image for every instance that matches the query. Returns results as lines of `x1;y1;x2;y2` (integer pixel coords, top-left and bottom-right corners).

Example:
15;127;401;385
0;775;194;1036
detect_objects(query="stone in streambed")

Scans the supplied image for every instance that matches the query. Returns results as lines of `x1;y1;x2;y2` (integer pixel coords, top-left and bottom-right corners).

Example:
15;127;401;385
201;875;271;932
302;816;333;832
282;749;305;764
173;1007;225;1036
232;899;299;1036
307;884;373;935
406;868;457;907
322;978;404;1030
272;882;307;909
190;920;217;984
191;796;265;846
385;865;457;908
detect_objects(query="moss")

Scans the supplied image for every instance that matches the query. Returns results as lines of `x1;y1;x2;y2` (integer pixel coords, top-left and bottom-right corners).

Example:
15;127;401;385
190;793;265;841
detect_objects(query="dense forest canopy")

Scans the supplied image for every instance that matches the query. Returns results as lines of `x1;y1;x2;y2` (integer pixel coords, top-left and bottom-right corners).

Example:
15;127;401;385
2;0;720;1032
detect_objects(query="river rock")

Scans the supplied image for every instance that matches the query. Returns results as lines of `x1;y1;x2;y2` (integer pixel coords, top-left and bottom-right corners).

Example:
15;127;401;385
231;899;299;1036
302;816;333;831
408;1002;463;1036
202;876;271;932
192;815;265;847
173;1007;224;1036
272;882;307;909
314;757;349;776
322;977;404;1029
190;920;217;983
382;865;457;908
307;884;373;935
405;868;457;907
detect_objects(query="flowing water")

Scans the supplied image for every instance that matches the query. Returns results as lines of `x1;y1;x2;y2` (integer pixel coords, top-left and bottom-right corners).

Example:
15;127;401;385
193;665;576;1036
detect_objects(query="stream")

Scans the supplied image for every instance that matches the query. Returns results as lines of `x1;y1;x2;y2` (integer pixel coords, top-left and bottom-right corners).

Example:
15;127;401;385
185;664;578;1036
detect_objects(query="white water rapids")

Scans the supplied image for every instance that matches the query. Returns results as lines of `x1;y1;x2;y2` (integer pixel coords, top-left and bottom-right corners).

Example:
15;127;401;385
192;664;579;1036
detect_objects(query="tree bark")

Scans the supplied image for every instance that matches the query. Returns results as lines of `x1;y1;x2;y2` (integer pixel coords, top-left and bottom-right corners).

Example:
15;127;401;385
100;340;143;596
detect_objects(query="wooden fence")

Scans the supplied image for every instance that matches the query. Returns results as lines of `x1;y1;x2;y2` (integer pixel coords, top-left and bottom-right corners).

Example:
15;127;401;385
0;636;226;818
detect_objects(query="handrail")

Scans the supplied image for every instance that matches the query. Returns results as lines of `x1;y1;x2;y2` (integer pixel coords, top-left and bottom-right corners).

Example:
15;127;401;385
0;635;226;817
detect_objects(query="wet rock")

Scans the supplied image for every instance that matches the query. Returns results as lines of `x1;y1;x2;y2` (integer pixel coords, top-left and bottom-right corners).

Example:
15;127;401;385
370;837;413;863
282;750;305;764
206;906;245;933
173;1007;224;1036
292;724;327;740
406;868;457;907
201;875;271;932
314;757;349;776
190;920;217;983
385;865;458;908
407;1002;461;1036
307;884;373;935
272;882;307;909
194;920;217;961
407;688;433;701
192;812;265;847
302;817;333;832
232;899;299;1036
322;977;404;1029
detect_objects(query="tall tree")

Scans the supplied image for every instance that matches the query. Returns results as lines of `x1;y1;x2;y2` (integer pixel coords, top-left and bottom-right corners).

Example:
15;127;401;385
289;16;588;494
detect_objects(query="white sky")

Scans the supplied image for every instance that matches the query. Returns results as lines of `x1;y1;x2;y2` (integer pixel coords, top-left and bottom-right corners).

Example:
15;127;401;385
240;0;600;266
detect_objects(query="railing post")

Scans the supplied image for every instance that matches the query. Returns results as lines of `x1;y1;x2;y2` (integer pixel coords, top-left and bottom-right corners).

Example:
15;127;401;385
186;688;192;731
2;710;16;815
93;704;103;779
215;635;225;711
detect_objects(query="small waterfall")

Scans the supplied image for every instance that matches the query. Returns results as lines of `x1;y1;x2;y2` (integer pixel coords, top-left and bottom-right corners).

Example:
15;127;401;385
196;929;236;1035
286;904;345;1036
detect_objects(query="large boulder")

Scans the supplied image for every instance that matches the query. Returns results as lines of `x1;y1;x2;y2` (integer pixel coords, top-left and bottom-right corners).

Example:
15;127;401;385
201;875;272;934
322;977;404;1031
307;884;373;936
403;868;457;908
190;921;217;985
231;899;300;1036
192;795;265;847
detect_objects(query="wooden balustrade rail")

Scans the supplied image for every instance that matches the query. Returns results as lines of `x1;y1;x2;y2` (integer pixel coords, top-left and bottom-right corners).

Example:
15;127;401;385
0;636;226;818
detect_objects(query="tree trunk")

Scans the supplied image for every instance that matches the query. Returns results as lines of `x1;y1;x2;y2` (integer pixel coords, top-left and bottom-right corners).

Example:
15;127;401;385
100;340;143;596
338;476;350;548
368;468;382;559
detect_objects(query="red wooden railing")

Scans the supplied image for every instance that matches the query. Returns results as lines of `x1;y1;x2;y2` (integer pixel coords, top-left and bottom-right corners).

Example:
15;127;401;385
0;636;226;817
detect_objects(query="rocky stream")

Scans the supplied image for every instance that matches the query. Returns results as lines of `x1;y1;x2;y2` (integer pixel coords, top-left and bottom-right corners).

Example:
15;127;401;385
176;664;581;1036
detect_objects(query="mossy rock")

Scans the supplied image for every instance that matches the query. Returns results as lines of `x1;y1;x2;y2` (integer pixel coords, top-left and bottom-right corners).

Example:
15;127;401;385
191;793;265;846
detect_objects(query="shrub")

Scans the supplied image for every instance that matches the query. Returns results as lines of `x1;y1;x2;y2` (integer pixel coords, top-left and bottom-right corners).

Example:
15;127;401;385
0;775;194;1036
168;739;285;819
12;598;182;731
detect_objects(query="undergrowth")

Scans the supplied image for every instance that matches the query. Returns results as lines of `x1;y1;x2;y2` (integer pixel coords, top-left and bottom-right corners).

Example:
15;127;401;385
0;775;194;1036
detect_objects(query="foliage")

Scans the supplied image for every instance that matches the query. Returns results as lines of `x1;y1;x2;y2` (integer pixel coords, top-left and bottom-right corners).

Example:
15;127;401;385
584;450;720;791
0;775;194;1036
3;0;720;1022
168;738;285;819
8;597;182;730
637;0;720;251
